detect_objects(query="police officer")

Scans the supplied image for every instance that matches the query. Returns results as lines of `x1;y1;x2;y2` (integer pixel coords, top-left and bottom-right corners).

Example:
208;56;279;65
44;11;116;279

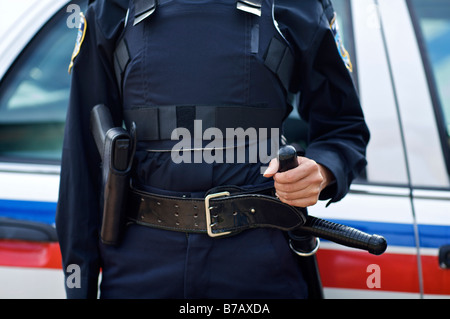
56;0;369;299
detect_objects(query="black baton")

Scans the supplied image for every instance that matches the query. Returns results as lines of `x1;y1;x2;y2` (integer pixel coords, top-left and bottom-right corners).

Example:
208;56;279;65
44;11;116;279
277;145;387;256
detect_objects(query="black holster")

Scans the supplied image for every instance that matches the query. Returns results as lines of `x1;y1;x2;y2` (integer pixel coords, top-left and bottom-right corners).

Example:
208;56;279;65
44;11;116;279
90;104;136;245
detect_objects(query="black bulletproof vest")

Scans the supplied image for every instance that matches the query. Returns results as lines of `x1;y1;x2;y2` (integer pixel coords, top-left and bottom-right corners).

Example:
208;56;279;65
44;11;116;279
116;0;296;193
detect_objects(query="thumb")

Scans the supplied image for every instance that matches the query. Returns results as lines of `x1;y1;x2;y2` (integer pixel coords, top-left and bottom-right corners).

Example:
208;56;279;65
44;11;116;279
263;158;279;177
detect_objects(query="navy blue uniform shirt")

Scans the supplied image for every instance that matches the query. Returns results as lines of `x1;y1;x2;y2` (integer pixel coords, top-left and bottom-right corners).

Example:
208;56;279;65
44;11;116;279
56;0;369;298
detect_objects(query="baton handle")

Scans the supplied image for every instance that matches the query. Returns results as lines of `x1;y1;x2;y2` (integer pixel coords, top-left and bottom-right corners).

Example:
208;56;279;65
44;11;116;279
278;145;299;172
277;146;387;255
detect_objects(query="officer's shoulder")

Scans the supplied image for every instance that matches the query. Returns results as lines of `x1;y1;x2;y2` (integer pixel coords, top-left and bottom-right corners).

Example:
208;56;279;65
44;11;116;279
276;0;330;45
88;0;129;10
88;0;129;38
89;0;129;18
279;0;330;26
295;0;332;20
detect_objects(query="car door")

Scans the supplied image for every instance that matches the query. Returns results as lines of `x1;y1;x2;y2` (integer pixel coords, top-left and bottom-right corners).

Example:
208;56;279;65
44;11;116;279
300;0;435;299
401;0;450;298
0;0;78;298
305;0;450;299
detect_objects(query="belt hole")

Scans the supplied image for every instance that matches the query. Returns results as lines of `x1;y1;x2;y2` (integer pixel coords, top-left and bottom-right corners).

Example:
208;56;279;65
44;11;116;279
157;202;161;206
233;211;238;216
174;204;179;208
174;212;179;217
250;208;256;214
193;213;198;218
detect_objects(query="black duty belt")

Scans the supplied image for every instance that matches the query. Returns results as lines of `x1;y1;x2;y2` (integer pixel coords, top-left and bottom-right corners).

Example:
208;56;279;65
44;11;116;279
127;185;307;237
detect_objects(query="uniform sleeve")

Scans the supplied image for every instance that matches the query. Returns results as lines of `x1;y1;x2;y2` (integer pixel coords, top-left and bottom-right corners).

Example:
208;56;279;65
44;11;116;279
299;28;370;204
55;0;126;298
276;0;370;204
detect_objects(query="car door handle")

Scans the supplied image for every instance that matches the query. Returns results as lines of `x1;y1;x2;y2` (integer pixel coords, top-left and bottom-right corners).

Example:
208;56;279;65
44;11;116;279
0;217;57;242
439;245;450;269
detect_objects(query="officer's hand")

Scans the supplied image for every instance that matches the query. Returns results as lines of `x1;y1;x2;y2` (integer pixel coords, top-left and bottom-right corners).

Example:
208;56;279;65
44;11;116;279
263;157;334;208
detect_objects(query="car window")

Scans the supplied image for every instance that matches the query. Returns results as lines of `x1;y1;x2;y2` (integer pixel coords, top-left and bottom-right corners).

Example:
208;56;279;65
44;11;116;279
0;4;78;163
409;0;450;172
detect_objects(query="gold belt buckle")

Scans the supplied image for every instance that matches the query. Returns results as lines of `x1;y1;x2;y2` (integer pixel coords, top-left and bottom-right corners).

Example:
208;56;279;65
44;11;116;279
204;191;231;238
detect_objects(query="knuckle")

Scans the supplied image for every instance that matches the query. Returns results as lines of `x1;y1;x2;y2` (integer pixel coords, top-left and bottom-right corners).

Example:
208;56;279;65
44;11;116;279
305;197;318;207
313;174;323;185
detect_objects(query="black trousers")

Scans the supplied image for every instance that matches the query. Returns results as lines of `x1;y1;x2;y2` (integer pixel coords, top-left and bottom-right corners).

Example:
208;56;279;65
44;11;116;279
98;224;308;299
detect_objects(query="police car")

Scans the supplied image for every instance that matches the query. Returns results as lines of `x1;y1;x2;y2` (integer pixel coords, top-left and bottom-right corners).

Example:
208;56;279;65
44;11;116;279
0;0;449;299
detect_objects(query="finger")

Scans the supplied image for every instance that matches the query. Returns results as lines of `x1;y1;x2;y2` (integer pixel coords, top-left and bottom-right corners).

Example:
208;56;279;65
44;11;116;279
279;196;320;208
276;187;321;207
274;159;319;185
275;182;320;201
274;179;310;194
263;158;279;177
